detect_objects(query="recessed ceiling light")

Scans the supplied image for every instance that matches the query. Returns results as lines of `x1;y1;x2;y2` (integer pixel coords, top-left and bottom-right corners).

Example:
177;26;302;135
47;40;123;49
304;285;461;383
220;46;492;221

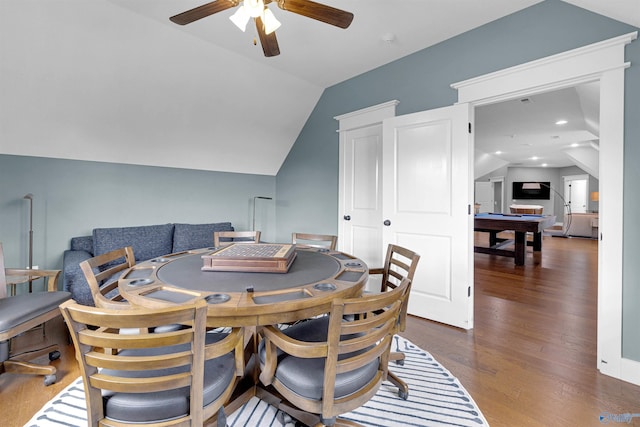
495;150;502;155
542;163;548;167
571;143;579;147
531;156;539;160
556;119;568;125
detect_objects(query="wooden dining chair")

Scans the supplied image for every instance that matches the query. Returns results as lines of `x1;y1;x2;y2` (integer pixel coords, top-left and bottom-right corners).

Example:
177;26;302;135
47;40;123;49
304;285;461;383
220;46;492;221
259;277;411;427
80;246;186;337
368;244;420;400
291;233;337;250
79;246;135;309
60;299;244;426
213;230;261;247
0;242;71;386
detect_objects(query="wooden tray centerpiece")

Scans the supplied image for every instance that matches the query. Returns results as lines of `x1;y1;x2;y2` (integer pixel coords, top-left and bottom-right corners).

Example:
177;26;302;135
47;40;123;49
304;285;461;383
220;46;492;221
202;243;297;273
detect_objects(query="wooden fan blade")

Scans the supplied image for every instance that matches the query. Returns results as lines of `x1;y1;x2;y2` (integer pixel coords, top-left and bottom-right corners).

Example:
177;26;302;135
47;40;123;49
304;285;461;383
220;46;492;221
170;0;237;25
256;17;280;57
277;0;353;29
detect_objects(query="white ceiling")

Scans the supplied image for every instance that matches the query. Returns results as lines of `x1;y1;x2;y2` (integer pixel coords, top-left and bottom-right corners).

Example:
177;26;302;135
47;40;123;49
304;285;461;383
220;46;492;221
1;0;638;175
110;0;544;88
475;81;600;169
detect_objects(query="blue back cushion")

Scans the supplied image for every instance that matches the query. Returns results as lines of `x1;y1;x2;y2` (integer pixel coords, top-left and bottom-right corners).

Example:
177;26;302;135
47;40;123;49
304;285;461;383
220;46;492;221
93;224;175;262
172;222;234;253
70;236;93;254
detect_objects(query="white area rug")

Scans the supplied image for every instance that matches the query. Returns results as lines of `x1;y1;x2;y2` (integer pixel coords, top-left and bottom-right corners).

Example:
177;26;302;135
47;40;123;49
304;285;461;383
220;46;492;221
26;336;489;426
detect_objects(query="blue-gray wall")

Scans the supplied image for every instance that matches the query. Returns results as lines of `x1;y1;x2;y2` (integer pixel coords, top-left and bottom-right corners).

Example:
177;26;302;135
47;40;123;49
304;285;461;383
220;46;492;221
275;0;640;360
0;155;275;275
1;0;638;363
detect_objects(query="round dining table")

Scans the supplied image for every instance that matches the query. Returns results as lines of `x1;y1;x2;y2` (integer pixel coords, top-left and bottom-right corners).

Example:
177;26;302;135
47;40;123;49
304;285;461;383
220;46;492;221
117;243;369;419
118;244;368;327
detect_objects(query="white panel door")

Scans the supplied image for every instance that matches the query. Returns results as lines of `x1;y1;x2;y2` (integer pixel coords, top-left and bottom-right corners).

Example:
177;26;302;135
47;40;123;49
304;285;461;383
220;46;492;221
565;177;588;214
475;181;493;213
382;103;473;329
340;124;384;289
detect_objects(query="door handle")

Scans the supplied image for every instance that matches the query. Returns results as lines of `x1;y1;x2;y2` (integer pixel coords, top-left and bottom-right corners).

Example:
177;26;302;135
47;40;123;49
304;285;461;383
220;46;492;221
343;215;351;221
383;220;391;226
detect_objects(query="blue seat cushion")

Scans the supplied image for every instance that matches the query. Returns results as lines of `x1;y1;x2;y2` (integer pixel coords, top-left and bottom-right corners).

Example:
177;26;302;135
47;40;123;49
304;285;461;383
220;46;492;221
259;317;379;401
101;333;235;423
0;291;71;334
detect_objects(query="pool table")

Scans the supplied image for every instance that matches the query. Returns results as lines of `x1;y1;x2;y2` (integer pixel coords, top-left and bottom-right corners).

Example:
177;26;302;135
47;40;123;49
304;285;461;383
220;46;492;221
474;213;557;265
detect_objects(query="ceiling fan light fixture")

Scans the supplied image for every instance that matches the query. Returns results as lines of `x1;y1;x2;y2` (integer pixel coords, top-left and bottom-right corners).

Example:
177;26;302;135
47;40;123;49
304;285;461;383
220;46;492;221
229;6;250;31
263;9;281;35
171;0;353;57
244;0;264;18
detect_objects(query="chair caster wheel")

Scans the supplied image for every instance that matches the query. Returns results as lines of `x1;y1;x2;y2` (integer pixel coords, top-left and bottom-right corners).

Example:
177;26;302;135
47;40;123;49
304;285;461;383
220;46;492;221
49;350;61;361
398;390;409;400
44;374;57;386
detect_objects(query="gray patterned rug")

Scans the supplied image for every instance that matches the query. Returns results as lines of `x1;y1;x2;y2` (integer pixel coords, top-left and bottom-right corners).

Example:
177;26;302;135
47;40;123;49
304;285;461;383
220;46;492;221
26;336;489;426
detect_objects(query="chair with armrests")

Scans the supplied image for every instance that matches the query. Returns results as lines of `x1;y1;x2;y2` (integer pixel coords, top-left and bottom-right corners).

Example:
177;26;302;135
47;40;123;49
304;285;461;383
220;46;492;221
213;230;261;247
0;242;71;386
259;277;411;427
80;246;184;337
79;246;135;309
60;298;245;426
368;244;420;400
291;233;337;250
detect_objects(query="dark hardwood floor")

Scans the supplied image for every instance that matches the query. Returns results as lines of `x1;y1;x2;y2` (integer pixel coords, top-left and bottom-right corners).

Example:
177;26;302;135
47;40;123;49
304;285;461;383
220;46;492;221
2;234;640;426
404;233;640;427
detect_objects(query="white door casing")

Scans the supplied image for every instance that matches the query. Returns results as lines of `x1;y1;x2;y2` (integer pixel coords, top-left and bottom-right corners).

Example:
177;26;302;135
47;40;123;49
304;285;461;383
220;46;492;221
451;31;638;385
382;103;473;329
336;34;640;385
490;176;505;213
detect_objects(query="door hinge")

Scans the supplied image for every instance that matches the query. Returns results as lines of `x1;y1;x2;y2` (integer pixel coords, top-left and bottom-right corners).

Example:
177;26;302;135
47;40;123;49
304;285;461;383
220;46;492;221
468;204;471;215
468;286;471;297
468;122;472;134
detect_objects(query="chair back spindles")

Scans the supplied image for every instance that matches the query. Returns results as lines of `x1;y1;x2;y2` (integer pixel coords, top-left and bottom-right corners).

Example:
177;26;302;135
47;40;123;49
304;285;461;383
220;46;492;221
79;246;135;308
60;299;243;426
291;233;337;250
214;230;261;247
259;277;410;426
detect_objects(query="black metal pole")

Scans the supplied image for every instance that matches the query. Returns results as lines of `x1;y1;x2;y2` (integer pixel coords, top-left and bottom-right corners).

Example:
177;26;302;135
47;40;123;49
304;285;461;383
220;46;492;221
24;193;33;292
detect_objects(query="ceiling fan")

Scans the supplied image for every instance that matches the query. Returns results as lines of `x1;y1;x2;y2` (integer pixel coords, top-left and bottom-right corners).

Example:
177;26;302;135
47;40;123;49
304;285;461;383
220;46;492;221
170;0;354;57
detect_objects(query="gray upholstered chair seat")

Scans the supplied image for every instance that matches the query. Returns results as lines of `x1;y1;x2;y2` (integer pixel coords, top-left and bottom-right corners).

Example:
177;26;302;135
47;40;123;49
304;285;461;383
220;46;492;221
0;291;71;334
101;333;235;423
259;316;378;401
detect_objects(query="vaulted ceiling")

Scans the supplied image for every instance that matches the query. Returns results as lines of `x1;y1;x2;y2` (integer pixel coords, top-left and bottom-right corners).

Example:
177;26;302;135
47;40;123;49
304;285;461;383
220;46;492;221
1;1;638;175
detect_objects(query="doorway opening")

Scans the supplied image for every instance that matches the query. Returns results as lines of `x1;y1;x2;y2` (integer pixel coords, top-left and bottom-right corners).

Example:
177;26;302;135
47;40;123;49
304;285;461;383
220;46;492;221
453;31;635;383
